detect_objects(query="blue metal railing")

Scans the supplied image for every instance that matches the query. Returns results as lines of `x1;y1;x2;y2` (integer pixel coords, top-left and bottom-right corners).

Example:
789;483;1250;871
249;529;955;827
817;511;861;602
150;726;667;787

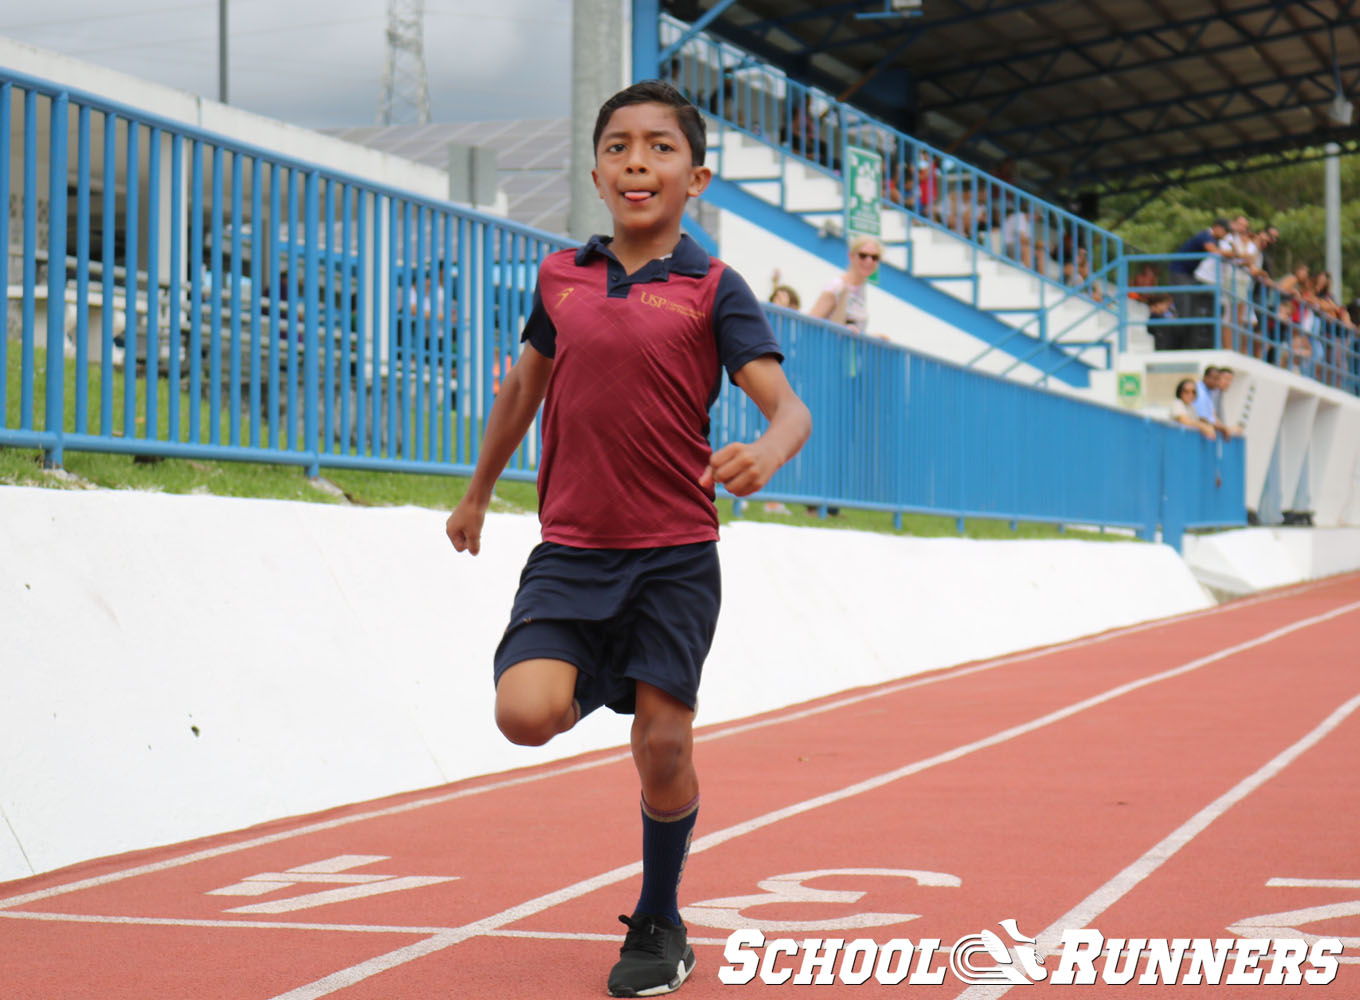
1126;254;1359;396
1;65;1242;545
0;66;562;479
657;14;1127;385
721;306;1243;549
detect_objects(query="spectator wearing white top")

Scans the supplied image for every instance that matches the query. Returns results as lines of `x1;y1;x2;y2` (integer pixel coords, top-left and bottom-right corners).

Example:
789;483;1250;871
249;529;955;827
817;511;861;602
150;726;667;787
1001;209;1034;270
1168;378;1216;440
809;234;881;334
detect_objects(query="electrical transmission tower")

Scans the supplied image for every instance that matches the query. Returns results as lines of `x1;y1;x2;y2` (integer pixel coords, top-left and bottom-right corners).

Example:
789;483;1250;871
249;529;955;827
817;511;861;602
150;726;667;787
378;0;431;125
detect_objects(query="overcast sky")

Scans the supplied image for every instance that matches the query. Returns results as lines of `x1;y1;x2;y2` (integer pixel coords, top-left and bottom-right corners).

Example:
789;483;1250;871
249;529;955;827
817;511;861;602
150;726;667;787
0;0;573;127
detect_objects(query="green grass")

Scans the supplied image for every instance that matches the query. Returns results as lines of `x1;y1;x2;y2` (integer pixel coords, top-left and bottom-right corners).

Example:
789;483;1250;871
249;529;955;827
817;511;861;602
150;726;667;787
3;344;1131;541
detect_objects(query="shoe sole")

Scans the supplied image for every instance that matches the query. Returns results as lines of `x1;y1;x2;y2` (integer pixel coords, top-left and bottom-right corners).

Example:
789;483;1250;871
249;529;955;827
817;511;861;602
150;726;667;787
609;949;695;997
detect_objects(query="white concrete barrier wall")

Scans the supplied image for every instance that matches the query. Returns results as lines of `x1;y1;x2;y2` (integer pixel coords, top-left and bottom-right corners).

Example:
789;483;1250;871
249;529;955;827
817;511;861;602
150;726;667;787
1182;526;1360;597
0;486;1218;884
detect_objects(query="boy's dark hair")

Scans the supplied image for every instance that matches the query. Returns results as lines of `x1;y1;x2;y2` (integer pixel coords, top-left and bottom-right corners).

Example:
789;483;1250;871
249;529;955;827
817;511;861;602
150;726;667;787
593;80;707;166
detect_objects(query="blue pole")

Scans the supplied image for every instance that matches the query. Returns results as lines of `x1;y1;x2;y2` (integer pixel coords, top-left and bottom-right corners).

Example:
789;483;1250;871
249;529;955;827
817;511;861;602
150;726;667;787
632;0;660;81
101;114;117;435
44;92;69;467
303;170;320;476
0;83;9;426
209;146;223;445
268;162;281;449
354;187;368;454
250;155;263;448
229;151;243;445
188;141;204;443
124;120;139;441
146;125;161;442
75;105;90;437
21;90;36;431
168;134;182;443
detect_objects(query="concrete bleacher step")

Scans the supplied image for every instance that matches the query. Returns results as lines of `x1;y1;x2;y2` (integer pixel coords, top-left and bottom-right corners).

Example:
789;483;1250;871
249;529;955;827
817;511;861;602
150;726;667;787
709;122;1114;383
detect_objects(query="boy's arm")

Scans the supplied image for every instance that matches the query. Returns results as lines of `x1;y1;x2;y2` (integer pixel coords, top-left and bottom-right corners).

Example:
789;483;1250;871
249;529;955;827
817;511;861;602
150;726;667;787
445;343;554;555
701;356;811;497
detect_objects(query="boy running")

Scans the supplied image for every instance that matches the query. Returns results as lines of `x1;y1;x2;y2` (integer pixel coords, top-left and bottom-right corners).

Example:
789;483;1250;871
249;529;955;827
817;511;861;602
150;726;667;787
445;80;811;997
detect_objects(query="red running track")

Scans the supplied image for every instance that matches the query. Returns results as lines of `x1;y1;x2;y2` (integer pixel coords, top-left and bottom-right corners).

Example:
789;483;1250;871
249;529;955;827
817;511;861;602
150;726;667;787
2;574;1358;998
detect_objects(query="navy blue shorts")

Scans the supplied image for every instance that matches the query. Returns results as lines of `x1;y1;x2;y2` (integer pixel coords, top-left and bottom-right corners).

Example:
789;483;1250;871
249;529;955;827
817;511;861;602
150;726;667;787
493;541;721;716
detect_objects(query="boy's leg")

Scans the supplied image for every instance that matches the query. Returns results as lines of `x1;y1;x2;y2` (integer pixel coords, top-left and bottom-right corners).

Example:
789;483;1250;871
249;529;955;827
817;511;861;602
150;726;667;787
630;681;698;812
494;657;579;747
608;682;699;998
631;681;699;923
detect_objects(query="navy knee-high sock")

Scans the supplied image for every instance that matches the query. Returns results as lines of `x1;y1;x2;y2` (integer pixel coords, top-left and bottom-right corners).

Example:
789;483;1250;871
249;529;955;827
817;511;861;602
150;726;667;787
633;794;699;926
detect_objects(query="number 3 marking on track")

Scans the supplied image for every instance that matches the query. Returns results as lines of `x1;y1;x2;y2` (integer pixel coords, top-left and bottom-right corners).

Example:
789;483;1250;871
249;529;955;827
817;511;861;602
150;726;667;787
682;867;961;932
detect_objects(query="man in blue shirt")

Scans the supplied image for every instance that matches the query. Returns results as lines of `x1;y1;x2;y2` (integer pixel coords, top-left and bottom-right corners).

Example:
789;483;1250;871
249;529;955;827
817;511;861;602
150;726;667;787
1165;219;1228;350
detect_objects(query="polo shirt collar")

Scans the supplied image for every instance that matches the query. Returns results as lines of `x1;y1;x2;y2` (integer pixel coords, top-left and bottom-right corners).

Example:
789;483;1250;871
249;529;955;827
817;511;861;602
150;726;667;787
574;233;710;279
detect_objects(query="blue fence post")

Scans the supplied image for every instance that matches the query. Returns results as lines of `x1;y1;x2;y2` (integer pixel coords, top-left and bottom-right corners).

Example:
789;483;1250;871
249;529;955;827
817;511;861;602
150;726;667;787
303;170;321;477
1116;254;1129;354
632;0;660;81
74;105;90;437
124;121;140;442
21;90;37;431
43;92;69;468
0;82;9;427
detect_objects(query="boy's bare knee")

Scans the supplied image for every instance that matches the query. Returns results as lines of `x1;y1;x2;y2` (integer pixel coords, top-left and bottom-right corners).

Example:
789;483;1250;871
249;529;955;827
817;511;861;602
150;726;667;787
496;703;559;747
494;658;578;747
632;717;693;786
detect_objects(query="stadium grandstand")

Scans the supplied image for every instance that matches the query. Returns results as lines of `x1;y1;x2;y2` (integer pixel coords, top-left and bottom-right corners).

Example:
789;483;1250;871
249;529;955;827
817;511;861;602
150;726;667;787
1;2;1357;542
5;7;1360;991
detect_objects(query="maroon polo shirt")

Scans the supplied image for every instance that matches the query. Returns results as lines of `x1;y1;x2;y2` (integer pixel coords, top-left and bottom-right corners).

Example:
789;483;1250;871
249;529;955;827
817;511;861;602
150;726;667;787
521;234;783;548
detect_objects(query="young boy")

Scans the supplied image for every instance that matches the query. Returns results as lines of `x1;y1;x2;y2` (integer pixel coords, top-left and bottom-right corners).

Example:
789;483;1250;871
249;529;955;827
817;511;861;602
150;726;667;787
445;80;811;997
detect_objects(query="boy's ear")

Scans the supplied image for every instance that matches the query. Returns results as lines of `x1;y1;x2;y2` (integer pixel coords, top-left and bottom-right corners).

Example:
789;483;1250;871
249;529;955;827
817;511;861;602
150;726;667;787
591;167;603;200
687;164;713;199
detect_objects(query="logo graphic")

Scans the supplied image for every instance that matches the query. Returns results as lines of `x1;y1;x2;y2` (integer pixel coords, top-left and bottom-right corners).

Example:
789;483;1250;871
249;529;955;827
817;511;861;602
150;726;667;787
949;919;1048;985
717;923;1343;987
555;286;575;306
640;290;705;320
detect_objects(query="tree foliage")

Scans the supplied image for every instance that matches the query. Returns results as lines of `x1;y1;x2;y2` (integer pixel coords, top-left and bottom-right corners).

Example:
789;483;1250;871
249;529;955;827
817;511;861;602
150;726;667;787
1098;152;1360;302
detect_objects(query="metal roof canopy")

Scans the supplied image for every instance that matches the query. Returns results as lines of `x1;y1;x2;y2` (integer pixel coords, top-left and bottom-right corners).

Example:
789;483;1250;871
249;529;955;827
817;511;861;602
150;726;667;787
665;0;1360;206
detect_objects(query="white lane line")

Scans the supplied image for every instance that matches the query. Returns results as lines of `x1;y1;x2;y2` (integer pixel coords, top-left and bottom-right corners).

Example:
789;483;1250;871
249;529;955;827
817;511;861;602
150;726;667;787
263;599;1360;1000
0;910;458;935
7;575;1336;913
950;689;1360;1000
0;909;734;946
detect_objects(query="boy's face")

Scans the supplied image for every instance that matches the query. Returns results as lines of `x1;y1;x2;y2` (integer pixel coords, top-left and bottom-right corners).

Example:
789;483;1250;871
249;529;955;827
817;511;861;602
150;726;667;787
592;102;711;240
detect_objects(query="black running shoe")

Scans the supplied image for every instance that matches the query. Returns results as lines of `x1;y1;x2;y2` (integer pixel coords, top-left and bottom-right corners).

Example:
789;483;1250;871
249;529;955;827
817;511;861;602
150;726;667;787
607;913;696;997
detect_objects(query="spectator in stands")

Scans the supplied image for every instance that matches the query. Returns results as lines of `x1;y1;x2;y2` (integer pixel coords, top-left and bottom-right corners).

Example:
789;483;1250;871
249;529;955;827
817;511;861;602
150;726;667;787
1221;214;1260;354
785;95;829;168
809;234;880;334
769;284;801;310
1253;224;1279;281
1210;366;1244;435
1168;378;1216;439
1002;206;1035;271
1311;270;1348;385
916;154;938;215
1147;293;1176;321
1063;245;1101;300
985;156;1017;230
1130;262;1159;300
1276;275;1315;373
940;184;981;236
1166;218;1228;350
1195;366;1243;438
